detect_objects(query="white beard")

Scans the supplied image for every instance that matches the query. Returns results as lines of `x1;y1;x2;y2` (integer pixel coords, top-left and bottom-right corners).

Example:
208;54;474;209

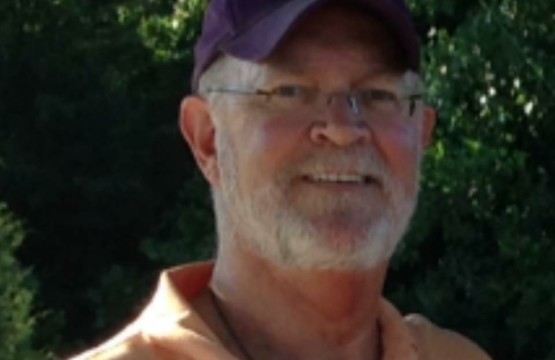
213;131;420;271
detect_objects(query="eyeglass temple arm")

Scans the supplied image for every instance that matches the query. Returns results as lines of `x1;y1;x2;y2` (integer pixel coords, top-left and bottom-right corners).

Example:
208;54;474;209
408;94;423;116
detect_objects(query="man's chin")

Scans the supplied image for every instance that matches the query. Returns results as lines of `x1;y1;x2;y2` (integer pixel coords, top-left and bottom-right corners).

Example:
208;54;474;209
255;227;395;271
316;219;368;243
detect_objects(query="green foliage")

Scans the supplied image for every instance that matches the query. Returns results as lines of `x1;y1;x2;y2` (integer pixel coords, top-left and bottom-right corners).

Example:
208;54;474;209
389;1;555;359
0;0;207;354
141;173;215;266
84;264;156;342
0;203;43;359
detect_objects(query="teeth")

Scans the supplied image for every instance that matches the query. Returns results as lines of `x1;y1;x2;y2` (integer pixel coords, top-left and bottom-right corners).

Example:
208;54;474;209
310;174;365;183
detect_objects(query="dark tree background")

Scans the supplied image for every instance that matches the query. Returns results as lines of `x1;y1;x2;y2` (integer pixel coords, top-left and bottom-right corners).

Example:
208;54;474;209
0;0;553;358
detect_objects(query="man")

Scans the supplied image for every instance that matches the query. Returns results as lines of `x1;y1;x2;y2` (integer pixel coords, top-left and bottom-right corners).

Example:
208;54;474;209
72;0;492;359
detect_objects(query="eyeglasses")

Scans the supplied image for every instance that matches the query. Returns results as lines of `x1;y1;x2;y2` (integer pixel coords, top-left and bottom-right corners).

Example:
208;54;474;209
203;85;423;118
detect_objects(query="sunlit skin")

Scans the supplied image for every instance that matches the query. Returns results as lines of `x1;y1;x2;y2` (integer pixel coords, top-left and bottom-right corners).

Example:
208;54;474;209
180;4;436;360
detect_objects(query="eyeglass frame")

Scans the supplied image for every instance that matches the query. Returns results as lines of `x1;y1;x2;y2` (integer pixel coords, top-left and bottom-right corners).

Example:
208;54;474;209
201;84;424;118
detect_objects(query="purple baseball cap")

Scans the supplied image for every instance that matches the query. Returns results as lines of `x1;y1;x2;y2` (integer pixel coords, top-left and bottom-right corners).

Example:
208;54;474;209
192;0;420;90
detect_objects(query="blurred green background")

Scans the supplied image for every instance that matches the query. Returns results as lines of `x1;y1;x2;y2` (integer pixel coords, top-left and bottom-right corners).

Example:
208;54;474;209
0;0;553;358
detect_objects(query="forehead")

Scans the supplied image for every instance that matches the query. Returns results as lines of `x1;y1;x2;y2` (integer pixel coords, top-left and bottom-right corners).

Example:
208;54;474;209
268;4;405;76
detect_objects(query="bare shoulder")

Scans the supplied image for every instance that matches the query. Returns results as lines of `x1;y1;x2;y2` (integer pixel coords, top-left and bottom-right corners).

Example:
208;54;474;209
404;314;492;360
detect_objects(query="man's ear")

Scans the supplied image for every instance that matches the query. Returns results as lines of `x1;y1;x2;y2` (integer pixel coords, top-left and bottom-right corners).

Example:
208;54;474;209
421;106;437;148
179;96;220;187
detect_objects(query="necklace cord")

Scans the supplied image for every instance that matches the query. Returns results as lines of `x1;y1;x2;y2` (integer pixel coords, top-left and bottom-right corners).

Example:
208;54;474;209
209;288;256;360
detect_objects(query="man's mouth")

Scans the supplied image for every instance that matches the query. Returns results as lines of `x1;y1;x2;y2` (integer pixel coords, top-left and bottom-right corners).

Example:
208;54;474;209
302;173;379;185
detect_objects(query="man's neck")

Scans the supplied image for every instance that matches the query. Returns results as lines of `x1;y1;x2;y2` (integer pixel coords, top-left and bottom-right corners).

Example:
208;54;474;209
208;246;389;360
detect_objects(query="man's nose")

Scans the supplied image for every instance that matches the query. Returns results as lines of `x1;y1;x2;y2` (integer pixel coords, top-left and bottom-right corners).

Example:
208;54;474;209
309;94;371;147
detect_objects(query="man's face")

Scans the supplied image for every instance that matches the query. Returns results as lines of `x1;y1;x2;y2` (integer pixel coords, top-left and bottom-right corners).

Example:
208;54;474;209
208;6;435;270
